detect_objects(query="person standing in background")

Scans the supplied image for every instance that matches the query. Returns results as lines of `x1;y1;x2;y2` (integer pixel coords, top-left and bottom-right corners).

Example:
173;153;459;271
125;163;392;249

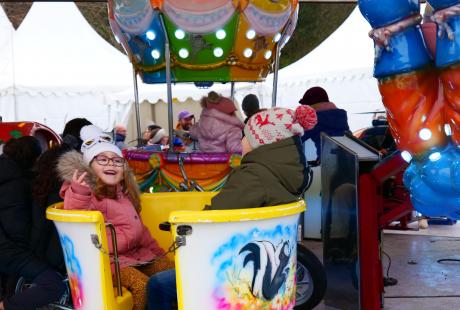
299;86;350;162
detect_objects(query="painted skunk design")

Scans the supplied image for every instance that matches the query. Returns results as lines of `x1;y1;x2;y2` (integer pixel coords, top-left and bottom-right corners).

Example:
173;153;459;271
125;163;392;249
239;240;292;301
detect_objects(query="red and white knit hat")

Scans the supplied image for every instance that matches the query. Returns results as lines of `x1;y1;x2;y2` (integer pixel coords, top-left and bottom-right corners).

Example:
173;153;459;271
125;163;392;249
244;106;317;149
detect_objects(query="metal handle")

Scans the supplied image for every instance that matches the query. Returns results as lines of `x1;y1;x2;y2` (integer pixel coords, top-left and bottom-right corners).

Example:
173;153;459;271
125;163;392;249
190;180;204;192
178;156;190;191
106;223;122;297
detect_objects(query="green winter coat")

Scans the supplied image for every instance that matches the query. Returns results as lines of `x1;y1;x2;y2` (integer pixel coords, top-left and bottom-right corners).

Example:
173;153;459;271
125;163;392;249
208;136;308;210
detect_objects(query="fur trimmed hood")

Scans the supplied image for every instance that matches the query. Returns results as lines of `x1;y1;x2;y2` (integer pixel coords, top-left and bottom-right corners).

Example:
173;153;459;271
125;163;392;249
57;150;96;189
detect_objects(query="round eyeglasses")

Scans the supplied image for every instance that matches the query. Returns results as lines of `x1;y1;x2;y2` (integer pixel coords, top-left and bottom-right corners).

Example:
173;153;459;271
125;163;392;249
93;155;126;167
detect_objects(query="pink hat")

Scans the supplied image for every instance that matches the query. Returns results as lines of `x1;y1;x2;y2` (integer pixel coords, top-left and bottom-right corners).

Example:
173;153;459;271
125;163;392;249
204;91;236;115
244;106;317;149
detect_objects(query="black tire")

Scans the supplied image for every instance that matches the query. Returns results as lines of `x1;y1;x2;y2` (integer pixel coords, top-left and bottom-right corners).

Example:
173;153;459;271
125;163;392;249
295;244;327;309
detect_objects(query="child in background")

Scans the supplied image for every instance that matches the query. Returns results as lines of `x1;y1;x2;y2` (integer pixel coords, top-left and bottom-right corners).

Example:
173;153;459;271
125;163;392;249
190;91;244;153
58;125;173;310
147;105;318;309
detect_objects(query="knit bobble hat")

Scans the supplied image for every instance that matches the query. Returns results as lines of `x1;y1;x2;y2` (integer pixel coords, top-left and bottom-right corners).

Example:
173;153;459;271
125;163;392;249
80;125;122;165
244;106;317;150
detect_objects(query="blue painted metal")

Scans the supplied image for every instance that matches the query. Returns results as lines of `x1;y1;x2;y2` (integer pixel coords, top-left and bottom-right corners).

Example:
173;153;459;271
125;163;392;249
428;0;460;10
124;11;168;83
404;142;460;220
358;0;431;77
358;0;419;28
374;27;432;77
433;8;460;67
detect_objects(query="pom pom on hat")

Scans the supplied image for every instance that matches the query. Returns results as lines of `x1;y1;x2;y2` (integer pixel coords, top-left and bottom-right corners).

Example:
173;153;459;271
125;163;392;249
80;125;122;165
295;105;317;130
244;107;317;150
203;91;236;115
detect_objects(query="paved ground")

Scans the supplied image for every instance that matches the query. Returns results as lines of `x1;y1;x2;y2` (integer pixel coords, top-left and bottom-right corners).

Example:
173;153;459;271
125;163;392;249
303;225;460;310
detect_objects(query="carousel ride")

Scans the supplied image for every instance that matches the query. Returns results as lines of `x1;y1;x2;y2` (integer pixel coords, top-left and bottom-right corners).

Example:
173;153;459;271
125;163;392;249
108;0;298;192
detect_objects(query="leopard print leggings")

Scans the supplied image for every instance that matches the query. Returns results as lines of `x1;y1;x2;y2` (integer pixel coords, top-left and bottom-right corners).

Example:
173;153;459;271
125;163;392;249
119;257;174;310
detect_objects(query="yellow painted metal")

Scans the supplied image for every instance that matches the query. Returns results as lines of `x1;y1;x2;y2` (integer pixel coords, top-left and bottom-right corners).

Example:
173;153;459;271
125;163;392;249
47;194;306;310
168;198;305;309
46;203;133;310
46;203;103;223
139;192;217;252
170;200;306;224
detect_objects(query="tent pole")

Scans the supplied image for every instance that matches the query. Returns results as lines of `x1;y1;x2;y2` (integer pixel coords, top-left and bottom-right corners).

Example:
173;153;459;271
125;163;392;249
230;82;235;101
132;68;142;146
159;15;174;151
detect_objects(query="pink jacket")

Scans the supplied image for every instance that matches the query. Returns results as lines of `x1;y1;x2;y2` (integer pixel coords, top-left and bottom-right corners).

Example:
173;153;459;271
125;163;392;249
60;181;164;268
190;108;244;153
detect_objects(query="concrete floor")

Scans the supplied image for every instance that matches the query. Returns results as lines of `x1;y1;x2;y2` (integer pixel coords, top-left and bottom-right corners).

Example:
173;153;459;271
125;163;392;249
303;225;460;309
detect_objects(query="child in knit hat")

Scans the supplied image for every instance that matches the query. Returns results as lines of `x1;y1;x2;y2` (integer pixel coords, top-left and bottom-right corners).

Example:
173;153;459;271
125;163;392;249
57;125;173;310
146;105;317;309
190;91;244;153
209;105;317;210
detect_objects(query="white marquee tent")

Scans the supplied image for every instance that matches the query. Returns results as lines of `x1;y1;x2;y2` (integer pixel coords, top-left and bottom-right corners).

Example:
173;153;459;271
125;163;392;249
0;3;386;134
0;4;14;121
112;6;388;133
0;2;135;133
240;7;386;132
0;2;247;134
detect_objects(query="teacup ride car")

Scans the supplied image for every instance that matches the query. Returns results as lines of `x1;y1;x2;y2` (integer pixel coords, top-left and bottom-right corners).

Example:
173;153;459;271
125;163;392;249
124;148;241;192
0;121;61;153
47;192;326;310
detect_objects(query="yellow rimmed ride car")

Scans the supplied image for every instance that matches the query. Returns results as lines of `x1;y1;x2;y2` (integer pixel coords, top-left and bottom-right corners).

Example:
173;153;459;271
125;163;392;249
46;192;326;309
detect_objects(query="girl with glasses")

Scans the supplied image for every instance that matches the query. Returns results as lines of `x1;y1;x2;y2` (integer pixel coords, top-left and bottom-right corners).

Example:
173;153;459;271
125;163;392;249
57;125;173;310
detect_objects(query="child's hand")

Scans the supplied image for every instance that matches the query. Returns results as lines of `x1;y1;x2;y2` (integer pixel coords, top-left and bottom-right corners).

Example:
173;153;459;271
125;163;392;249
72;170;88;187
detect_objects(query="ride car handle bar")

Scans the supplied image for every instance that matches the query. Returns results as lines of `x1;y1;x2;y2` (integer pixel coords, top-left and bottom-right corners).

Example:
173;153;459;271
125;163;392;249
106;223;122;297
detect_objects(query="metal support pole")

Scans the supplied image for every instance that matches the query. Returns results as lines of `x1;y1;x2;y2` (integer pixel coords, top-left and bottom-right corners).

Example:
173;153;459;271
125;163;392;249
160;15;174;151
230;82;235;102
271;20;292;108
165;44;174;151
132;68;142;146
272;44;281;108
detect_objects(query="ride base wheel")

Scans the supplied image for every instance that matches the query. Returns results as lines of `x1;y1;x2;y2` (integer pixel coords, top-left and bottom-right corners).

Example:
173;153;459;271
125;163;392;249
295;244;327;309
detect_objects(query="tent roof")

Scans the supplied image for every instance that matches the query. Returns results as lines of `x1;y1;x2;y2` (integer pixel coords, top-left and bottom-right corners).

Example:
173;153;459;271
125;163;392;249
279;7;374;79
0;6;13;91
245;7;385;132
13;2;133;93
